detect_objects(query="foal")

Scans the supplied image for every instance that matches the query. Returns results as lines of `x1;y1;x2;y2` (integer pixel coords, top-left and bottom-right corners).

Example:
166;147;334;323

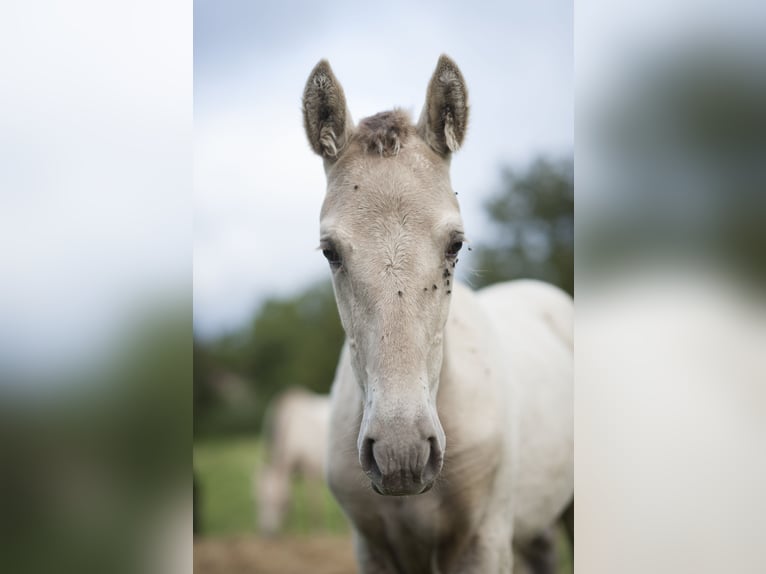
302;55;573;574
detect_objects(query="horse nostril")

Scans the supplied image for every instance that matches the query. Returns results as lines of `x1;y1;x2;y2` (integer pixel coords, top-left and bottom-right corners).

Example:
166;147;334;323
360;438;382;482
422;436;443;484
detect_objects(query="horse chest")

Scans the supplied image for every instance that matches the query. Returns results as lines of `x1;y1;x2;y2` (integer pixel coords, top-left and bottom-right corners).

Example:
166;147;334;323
366;490;478;572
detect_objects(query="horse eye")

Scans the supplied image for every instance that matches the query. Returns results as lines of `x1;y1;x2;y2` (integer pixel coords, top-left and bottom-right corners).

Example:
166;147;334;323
322;248;342;267
446;241;463;258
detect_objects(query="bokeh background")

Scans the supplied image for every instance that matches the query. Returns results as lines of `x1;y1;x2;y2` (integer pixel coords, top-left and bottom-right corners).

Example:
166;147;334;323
192;1;573;572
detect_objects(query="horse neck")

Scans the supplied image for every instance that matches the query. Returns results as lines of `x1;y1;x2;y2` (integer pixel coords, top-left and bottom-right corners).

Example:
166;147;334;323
436;316;462;411
435;288;509;447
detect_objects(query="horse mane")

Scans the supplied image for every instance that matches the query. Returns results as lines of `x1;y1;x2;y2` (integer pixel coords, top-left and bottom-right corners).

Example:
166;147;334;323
354;109;414;157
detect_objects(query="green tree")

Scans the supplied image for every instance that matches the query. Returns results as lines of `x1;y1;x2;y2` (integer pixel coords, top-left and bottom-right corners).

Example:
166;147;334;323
243;281;344;402
472;157;573;294
195;280;345;436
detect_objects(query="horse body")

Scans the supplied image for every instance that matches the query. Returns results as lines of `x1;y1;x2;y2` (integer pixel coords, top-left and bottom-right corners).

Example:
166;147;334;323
302;55;572;573
255;388;330;534
477;281;573;544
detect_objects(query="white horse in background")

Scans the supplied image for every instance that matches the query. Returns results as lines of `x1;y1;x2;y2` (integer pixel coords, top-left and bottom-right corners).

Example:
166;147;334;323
254;388;330;535
302;55;573;573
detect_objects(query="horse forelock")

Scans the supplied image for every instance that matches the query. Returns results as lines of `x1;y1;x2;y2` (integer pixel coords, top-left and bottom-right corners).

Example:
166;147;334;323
354;109;414;157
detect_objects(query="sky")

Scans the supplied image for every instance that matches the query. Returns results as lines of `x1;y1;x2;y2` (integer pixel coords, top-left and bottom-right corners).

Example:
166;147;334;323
193;0;574;339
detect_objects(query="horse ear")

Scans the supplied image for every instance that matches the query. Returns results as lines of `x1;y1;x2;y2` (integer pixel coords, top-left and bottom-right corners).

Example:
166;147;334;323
417;55;469;156
302;60;353;160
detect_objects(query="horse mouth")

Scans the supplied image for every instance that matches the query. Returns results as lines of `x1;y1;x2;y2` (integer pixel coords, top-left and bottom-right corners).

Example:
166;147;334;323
370;479;434;496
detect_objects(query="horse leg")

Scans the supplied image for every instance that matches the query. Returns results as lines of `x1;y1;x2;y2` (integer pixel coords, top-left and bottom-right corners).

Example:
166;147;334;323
561;499;574;547
514;500;573;574
305;477;325;530
515;529;556;574
352;531;405;574
444;515;513;574
255;463;291;535
512;550;533;574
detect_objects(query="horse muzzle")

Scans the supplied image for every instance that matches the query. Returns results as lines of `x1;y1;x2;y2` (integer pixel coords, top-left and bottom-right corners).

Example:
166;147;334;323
359;434;444;496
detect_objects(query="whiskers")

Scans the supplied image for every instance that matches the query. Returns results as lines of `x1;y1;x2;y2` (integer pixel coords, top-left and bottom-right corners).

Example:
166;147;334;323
458;259;481;287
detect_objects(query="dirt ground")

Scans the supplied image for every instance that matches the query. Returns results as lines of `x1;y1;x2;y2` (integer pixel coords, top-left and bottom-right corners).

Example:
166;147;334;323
194;534;357;574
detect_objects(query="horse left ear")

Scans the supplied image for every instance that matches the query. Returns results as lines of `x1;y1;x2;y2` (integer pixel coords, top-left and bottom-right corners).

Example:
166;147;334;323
417;55;469;156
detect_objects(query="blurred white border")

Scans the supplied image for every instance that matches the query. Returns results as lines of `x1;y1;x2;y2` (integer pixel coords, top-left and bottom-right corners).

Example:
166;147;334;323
0;0;191;380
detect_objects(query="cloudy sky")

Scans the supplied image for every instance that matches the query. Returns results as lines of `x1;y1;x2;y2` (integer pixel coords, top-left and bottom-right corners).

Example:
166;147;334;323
193;0;573;338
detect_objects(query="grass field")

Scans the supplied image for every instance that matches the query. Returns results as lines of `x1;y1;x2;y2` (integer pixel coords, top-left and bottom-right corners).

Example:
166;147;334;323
193;436;348;536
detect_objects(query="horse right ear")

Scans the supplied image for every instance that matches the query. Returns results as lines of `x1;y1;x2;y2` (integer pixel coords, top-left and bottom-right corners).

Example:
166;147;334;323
302;60;353;160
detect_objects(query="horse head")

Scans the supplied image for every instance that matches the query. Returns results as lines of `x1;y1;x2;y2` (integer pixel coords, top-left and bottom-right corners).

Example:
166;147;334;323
302;55;469;495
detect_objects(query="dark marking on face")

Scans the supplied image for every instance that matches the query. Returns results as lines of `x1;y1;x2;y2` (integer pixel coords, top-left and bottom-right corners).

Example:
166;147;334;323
446;279;450;286
423;287;428;292
432;284;437;290
397;290;403;297
447;290;452;294
443;268;450;278
467;246;472;251
454;192;458;196
354;184;359;190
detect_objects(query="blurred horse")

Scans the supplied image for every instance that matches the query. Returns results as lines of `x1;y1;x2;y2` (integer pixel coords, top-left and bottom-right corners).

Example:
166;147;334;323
254;388;330;535
302;55;573;573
